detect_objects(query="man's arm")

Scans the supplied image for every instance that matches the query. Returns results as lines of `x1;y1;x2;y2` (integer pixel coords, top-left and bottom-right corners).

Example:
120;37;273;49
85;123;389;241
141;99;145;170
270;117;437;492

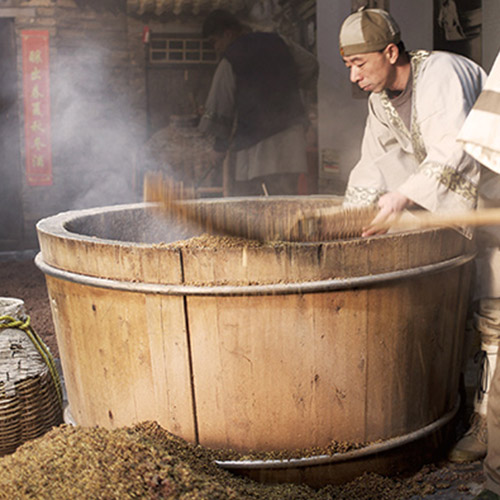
198;58;236;156
343;96;410;208
395;54;485;215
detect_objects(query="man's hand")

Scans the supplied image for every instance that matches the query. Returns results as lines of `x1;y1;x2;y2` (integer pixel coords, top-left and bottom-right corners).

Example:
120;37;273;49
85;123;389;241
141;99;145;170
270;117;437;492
362;191;412;237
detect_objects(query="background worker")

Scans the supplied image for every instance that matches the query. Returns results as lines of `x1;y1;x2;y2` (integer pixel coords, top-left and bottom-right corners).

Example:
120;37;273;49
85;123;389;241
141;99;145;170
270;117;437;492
457;50;500;500
199;9;318;196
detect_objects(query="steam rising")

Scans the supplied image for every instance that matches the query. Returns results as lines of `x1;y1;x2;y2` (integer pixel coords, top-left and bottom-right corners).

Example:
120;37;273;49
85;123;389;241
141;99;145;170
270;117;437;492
50;41;141;210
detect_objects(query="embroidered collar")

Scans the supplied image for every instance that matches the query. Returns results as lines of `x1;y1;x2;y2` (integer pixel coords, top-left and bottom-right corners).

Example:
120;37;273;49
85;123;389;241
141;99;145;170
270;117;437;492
380;50;431;162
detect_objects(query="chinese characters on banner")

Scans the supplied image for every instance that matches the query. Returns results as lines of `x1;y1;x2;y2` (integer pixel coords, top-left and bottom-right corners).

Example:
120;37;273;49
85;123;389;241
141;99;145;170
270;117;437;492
21;30;53;186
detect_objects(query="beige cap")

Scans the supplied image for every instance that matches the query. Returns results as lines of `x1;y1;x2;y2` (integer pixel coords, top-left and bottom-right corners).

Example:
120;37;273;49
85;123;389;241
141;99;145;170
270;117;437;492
339;8;401;57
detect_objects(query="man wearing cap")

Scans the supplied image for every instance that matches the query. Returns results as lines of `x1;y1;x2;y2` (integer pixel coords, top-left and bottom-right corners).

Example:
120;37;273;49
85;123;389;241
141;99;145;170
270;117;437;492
339;8;486;236
338;7;494;464
199;9;318;196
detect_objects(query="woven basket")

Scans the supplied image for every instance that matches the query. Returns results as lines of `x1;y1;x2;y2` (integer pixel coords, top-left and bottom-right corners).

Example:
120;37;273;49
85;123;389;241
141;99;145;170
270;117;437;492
0;298;63;456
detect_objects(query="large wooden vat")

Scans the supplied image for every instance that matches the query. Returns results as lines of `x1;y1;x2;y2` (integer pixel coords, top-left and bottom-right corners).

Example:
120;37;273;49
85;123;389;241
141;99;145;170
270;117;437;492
36;198;474;485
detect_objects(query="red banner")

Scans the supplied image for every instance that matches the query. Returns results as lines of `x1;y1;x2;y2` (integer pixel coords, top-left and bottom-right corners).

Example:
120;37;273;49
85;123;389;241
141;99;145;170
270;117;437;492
22;30;53;186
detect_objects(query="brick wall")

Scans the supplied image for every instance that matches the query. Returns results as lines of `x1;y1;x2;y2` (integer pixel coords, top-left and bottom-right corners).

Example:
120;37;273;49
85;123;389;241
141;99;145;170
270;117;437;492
1;0;312;249
2;0;147;249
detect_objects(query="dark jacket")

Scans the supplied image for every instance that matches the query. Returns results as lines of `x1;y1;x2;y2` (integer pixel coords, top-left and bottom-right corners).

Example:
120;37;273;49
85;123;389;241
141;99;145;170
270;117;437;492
223;32;306;151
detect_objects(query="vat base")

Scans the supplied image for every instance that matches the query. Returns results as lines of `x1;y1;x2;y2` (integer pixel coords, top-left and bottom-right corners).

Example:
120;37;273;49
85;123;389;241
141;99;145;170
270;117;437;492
216;400;459;488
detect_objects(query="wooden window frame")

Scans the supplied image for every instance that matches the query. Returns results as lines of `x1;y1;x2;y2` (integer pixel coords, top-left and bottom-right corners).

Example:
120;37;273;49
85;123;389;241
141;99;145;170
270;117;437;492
149;33;217;65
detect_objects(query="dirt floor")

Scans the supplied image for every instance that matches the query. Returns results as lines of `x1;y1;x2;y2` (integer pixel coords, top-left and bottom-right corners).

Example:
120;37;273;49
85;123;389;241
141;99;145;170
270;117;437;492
0;256;488;499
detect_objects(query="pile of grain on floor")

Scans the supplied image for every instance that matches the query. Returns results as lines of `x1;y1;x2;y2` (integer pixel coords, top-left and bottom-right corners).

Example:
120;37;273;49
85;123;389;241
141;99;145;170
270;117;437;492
0;421;433;500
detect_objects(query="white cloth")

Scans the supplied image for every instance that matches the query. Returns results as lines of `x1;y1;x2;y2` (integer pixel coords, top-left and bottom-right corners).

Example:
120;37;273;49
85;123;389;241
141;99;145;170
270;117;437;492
199;37;318;182
458;51;500;174
344;51;486;221
459;51;500;298
230;122;307;182
475;248;500;300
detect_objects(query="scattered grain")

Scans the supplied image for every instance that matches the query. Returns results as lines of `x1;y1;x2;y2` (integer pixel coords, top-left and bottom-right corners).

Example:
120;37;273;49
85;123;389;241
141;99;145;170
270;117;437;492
0;421;441;500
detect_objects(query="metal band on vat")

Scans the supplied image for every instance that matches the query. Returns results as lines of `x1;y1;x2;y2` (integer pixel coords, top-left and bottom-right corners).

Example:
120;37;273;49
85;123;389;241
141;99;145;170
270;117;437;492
216;398;460;470
35;251;476;297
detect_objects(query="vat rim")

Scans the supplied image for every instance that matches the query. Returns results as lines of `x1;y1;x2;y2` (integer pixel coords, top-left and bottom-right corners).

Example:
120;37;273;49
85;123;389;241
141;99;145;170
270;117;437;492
35;251;476;297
